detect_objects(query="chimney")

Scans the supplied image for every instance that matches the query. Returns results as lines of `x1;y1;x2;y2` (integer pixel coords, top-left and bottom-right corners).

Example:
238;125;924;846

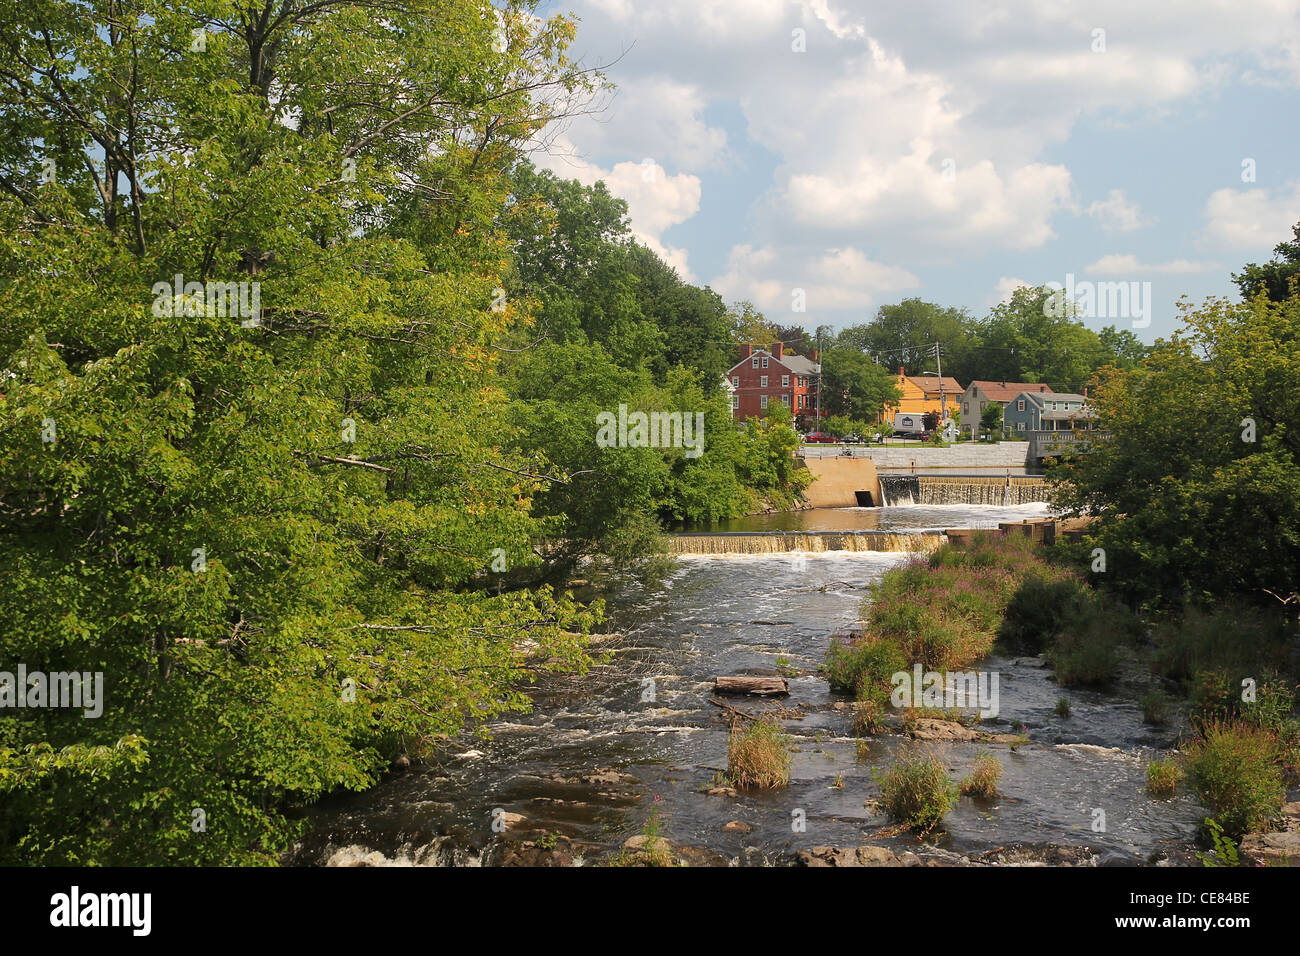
898;366;905;376
740;343;752;359
811;349;819;364
772;341;784;359
1000;381;1006;388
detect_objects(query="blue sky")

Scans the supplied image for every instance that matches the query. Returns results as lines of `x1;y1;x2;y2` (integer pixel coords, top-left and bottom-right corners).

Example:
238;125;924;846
531;0;1300;343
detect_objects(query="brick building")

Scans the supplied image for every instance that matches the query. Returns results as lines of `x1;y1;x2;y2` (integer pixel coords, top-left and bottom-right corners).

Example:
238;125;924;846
726;342;821;425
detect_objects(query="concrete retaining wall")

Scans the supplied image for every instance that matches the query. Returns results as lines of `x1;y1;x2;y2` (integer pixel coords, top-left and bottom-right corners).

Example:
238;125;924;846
801;457;881;508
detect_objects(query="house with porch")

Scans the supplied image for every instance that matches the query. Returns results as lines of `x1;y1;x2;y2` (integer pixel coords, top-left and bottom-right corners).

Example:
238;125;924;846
1003;390;1091;434
958;380;1051;438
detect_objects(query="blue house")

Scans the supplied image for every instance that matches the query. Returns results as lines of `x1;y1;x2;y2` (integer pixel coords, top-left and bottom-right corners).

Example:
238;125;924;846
1002;391;1090;435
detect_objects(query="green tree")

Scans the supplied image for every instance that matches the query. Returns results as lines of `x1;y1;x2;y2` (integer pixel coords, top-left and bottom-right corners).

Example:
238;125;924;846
820;347;901;420
1051;293;1300;606
1233;222;1300;303
0;0;601;865
980;402;1004;434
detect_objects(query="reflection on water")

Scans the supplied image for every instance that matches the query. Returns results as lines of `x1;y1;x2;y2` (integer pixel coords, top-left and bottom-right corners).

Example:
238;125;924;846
295;546;1201;867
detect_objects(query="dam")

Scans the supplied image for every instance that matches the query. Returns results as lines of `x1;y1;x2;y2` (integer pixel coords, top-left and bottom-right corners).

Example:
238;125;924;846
670;530;944;555
800;456;1048;508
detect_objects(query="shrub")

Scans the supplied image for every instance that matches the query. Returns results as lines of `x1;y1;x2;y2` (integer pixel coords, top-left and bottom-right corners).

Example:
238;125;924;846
999;568;1092;652
1146;757;1183;796
1141;689;1172;725
853;699;886;736
1185;722;1285;839
727;719;791;790
1054;697;1071;718
825;635;906;705
1051;600;1136;686
960;752;1001;798
875;746;958;831
1152;605;1291;684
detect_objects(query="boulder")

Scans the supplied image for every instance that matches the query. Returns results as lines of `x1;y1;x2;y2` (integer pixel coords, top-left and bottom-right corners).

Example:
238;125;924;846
908;718;978;741
794;845;902;867
1240;830;1300;866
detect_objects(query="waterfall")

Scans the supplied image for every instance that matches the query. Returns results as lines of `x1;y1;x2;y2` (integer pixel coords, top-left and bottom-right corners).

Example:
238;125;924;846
878;475;1048;506
670;531;944;555
878;475;919;506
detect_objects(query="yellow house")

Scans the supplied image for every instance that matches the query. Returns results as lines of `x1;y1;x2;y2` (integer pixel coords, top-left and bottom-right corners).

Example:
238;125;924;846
881;368;964;422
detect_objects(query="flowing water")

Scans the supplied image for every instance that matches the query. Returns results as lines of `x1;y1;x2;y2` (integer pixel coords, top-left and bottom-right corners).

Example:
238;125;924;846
293;503;1204;867
879;475;1050;507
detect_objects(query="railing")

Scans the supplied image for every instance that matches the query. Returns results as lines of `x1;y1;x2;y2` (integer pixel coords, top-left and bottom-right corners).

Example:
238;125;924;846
1029;430;1107;460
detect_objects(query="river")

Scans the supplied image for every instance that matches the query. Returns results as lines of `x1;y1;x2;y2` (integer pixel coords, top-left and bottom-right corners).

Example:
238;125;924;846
291;504;1204;866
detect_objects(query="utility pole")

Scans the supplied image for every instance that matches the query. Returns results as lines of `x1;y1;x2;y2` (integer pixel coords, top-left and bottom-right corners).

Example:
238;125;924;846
934;342;946;417
814;328;822;424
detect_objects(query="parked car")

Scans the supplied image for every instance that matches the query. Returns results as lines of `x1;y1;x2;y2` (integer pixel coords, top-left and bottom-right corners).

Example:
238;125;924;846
804;432;840;443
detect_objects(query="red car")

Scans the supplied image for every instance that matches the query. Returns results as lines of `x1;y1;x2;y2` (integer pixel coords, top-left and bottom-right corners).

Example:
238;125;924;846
804;432;841;443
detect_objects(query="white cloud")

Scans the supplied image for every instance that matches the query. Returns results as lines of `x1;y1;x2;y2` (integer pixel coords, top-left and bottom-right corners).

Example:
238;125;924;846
993;276;1033;304
711;243;920;314
1202;180;1300;250
1084;254;1218;275
1087;189;1152;233
534;141;702;280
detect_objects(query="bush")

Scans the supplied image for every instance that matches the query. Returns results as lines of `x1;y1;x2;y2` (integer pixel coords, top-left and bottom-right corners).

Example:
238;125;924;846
999;568;1092;652
1146;757;1183;797
1142;689;1172;725
875;747;958;831
1185;722;1285;839
1152;605;1291;684
853;699;886;736
1050;599;1137;686
960;752;1001;798
1054;697;1071;718
825;636;906;705
727;719;791;790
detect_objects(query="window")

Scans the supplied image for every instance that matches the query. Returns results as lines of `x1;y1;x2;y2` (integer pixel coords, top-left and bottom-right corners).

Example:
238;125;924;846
1018;421;1026;431
732;376;739;387
761;356;769;368
798;376;805;387
761;395;768;409
731;394;739;409
1017;399;1025;412
782;374;789;387
781;394;789;405
799;395;806;409
963;402;969;414
751;356;759;369
760;375;768;387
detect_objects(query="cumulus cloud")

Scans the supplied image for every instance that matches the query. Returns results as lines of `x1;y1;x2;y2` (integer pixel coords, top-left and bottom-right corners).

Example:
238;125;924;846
1202;180;1300;250
711;243;920;315
992;276;1033;305
1084;254;1218;275
1087;190;1152;233
534;141;702;280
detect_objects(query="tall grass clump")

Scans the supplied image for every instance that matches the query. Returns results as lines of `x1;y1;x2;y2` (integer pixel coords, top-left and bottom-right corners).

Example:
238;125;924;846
1050;598;1138;686
825;635;905;705
1184;721;1285;839
959;751;1001;798
1151;605;1292;684
999;566;1093;652
875;746;958;831
1146;757;1183;796
727;718;791;790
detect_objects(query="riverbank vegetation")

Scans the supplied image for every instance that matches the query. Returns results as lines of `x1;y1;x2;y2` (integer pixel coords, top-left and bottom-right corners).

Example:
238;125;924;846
0;0;807;866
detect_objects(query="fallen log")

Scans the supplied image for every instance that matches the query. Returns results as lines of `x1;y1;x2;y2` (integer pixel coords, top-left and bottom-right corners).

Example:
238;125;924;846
713;676;789;697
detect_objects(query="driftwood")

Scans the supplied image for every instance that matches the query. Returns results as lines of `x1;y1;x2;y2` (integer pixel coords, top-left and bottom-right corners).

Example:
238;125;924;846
713;676;789;697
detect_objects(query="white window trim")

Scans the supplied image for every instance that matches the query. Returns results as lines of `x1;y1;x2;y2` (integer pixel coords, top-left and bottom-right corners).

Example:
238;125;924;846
761;395;768;409
760;375;768;387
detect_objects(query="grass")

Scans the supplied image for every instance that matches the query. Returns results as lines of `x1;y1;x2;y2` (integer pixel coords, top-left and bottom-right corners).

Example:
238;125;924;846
1141;689;1172;725
1054;697;1071;718
875;746;958;831
853;699;886;736
1185;721;1285;839
727;718;792;790
960;752;1001;798
1146;757;1183;797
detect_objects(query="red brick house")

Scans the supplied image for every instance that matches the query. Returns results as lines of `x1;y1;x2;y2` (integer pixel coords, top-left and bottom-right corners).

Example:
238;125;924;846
726;342;821;426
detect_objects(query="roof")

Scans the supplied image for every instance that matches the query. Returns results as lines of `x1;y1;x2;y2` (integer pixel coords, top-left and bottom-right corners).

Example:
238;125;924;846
781;353;818;375
1042;407;1097;420
968;381;1051;402
1041;392;1088;403
728;348;818;376
908;375;963;395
